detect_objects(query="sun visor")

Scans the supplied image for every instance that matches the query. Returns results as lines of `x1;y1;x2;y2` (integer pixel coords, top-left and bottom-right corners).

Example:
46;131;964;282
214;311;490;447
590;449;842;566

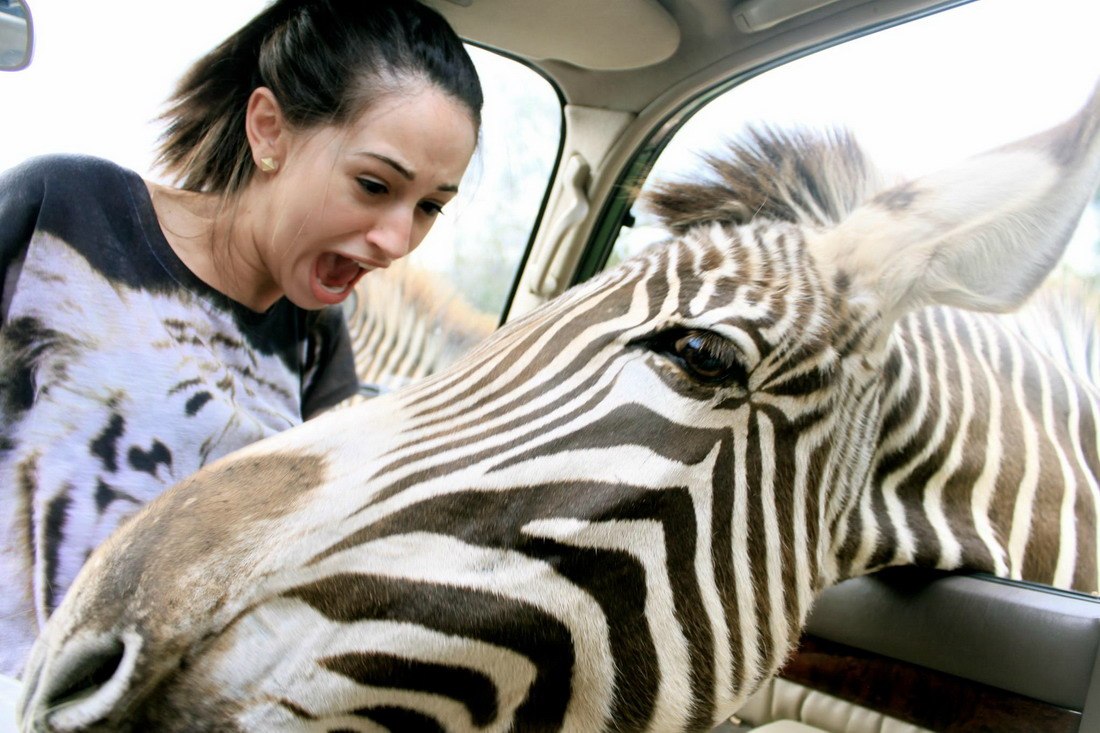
422;0;681;70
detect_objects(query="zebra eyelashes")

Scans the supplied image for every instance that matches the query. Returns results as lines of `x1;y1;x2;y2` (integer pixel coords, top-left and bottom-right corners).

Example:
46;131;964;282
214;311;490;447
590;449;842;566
631;327;750;387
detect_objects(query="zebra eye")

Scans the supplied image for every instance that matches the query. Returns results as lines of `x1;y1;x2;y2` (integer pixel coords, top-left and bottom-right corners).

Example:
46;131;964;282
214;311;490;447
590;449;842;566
641;328;749;386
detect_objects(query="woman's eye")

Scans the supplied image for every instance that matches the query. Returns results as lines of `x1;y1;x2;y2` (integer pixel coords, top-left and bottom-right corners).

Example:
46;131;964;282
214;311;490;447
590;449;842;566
357;178;387;195
419;201;445;217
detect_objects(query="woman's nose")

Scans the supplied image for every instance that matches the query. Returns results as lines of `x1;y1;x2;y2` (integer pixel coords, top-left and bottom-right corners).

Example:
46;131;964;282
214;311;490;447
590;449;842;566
366;207;415;262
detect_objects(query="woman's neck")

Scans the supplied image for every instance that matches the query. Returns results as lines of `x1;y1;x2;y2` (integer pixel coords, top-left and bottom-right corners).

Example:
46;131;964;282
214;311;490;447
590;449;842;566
146;181;282;312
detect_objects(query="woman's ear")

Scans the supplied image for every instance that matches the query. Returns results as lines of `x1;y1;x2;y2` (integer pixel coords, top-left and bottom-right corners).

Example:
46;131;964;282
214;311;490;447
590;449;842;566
245;87;286;171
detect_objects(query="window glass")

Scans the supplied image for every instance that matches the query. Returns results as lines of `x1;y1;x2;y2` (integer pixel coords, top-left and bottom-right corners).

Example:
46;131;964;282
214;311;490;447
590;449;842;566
610;0;1099;279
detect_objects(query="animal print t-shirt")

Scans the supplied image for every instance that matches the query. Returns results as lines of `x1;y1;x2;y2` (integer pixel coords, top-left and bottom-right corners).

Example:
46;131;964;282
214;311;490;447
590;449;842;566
0;155;358;676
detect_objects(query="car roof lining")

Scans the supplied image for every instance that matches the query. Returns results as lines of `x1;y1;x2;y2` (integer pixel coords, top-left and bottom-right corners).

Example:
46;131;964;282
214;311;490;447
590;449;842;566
420;0;681;71
424;0;968;112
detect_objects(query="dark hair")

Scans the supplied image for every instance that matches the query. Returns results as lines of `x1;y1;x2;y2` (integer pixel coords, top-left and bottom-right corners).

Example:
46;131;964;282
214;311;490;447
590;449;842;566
155;0;483;193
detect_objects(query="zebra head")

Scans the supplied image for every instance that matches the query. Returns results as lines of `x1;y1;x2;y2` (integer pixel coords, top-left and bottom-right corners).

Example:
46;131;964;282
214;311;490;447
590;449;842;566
19;80;1100;732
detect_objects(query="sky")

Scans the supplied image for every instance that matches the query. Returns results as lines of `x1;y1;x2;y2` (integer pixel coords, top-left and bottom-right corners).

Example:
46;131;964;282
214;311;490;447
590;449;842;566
652;0;1100;181
0;0;267;175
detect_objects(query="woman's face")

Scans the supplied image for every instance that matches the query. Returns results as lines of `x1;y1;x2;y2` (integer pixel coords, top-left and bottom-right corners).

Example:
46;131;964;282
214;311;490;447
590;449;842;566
256;86;478;310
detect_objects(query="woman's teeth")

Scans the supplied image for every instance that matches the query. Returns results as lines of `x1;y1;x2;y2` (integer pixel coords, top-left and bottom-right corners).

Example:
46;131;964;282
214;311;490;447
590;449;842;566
319;282;348;294
318;262;371;293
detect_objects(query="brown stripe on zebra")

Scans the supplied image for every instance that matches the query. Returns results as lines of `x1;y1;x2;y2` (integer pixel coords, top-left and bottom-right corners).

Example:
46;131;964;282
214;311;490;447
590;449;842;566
73;452;328;627
285;574;576;730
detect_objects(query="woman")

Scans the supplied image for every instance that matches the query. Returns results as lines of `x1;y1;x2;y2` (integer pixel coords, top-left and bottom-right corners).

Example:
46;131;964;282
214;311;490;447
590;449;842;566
0;0;482;677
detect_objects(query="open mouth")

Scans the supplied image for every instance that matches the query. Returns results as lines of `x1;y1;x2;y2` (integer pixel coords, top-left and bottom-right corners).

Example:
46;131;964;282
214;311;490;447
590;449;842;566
311;253;370;303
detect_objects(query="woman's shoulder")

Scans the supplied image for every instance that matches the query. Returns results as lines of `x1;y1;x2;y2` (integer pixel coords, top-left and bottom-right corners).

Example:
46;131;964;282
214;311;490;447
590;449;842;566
0;155;160;281
0;156;141;255
0;154;151;241
2;153;140;190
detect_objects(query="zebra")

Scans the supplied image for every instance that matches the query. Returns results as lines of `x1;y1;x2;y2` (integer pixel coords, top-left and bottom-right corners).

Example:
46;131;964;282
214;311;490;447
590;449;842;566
341;260;497;400
16;80;1100;733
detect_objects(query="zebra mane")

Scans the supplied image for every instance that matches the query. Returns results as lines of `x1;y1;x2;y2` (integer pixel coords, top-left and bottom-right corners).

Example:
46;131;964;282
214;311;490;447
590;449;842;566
345;260;497;390
391;263;498;360
643;125;890;232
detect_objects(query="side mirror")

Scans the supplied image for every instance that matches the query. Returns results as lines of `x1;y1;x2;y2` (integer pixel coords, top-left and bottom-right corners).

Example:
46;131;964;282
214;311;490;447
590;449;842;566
0;0;32;72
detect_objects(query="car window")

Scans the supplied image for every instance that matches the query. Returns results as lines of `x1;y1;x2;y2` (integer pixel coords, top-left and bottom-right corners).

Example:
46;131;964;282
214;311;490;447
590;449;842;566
609;0;1099;282
604;0;1099;594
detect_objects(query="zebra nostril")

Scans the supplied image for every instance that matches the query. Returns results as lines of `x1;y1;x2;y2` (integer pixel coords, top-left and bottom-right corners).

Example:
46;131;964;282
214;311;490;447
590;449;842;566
32;631;143;730
45;640;125;708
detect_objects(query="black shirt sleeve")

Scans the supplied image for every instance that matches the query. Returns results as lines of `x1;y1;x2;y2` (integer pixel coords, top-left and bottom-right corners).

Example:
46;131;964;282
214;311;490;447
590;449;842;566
0;158;46;315
301;305;359;418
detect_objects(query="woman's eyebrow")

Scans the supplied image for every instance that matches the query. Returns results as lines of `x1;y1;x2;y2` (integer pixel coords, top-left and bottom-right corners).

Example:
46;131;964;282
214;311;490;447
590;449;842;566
358;152;459;192
361;152;414;180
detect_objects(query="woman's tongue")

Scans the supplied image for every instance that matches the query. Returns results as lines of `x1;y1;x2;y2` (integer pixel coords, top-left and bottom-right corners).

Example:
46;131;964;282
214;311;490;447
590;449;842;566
315;252;362;294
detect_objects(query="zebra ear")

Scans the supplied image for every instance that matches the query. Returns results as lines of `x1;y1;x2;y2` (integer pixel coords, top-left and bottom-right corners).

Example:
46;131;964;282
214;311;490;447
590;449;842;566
810;79;1100;323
